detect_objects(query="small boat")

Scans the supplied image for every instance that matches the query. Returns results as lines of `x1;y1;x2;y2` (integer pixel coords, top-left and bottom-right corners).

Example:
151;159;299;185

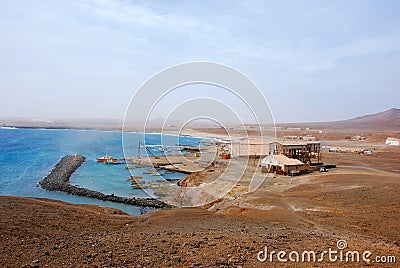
131;179;147;189
166;178;180;182
131;184;147;189
144;168;159;175
96;155;117;163
130;180;145;185
105;159;121;165
125;176;143;181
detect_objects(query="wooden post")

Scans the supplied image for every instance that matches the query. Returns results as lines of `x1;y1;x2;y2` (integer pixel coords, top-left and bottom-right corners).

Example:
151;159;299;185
318;147;321;164
137;140;141;158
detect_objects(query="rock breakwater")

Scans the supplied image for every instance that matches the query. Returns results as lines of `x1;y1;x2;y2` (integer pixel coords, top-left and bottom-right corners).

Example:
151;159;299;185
39;155;172;208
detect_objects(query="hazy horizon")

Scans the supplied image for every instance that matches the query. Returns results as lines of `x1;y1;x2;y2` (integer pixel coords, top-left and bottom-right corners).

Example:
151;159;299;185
1;106;398;126
1;1;399;123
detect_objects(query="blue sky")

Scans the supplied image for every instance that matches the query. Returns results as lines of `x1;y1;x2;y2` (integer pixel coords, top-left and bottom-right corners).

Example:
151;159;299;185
0;0;399;122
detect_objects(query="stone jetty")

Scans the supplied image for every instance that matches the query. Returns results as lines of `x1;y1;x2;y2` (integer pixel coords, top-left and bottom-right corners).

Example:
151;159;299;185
39;155;172;208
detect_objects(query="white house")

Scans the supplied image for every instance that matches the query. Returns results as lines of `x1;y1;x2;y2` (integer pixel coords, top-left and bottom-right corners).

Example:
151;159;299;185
261;154;305;175
385;137;400;146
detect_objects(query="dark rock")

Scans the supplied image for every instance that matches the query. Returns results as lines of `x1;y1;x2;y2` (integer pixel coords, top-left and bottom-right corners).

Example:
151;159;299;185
174;256;181;262
39;155;173;208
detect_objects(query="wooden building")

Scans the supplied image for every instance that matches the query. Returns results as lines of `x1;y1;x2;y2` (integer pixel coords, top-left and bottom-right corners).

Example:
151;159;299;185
268;141;321;164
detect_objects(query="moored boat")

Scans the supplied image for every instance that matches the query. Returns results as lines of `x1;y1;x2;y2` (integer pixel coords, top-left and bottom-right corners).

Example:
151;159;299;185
125;176;143;181
97;155;120;164
96;155;114;162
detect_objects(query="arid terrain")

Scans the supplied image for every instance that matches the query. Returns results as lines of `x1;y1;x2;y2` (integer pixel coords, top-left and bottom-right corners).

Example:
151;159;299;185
1;133;399;267
0;109;399;267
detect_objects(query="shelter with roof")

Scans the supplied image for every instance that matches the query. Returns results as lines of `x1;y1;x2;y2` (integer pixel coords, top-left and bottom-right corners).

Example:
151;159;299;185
261;155;305;175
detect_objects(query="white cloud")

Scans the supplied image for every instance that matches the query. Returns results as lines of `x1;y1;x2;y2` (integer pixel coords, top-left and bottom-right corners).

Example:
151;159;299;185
1;0;399;120
72;0;200;34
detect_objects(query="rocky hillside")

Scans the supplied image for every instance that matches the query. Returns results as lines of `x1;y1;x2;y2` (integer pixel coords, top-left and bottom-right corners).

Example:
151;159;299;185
281;108;400;130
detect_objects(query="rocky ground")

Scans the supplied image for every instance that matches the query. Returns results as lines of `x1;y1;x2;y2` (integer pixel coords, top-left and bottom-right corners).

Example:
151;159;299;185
1;196;398;268
0;135;399;267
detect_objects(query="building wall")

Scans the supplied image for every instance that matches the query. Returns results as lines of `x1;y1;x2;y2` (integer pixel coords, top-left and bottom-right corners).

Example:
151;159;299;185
386;140;399;146
268;141;321;164
261;163;305;175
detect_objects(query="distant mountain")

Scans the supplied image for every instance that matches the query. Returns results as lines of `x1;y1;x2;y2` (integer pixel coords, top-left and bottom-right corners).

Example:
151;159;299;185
280;108;400;130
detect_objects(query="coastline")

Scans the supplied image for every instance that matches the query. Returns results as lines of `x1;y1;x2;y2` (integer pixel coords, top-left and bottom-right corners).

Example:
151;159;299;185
0;126;213;214
0;125;221;140
0;122;399;266
0;117;124;132
0;117;231;140
39;155;172;209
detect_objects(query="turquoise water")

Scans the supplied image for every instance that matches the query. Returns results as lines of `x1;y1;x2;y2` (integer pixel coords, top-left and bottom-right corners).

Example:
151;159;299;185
0;127;203;215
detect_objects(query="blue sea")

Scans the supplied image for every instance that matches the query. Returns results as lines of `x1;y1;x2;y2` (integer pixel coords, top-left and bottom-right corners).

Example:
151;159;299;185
0;127;204;215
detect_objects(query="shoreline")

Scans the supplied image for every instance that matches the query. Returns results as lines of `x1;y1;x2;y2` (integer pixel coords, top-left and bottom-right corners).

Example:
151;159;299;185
0;125;217;139
0;125;226;144
39;155;172;209
1;131;399;266
0;125;123;132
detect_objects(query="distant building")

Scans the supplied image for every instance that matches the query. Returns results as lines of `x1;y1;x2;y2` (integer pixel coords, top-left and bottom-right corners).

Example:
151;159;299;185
303;136;318;141
215;138;269;158
352;135;366;141
385;137;400;146
261;155;305;175
283;135;299;140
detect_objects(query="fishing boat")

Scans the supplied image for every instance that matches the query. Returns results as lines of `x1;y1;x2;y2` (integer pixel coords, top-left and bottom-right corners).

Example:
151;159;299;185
96;155;116;163
97;155;121;164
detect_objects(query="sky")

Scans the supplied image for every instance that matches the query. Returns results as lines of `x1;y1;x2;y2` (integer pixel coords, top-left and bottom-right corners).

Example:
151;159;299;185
0;0;399;123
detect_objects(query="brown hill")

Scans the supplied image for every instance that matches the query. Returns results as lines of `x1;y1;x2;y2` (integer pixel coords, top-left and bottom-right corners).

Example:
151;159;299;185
281;108;400;130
